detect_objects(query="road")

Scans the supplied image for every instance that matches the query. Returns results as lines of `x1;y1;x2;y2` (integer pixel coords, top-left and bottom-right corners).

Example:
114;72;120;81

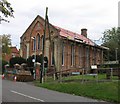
2;79;105;102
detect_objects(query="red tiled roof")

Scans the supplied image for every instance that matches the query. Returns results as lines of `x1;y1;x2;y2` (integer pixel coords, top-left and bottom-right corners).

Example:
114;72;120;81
54;26;95;46
10;47;19;54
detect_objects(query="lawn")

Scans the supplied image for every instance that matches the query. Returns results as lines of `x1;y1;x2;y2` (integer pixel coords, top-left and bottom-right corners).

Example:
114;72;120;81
34;74;120;103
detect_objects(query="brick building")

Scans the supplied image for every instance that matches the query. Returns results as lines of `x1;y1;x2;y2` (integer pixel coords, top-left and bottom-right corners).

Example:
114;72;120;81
3;46;20;62
20;15;105;73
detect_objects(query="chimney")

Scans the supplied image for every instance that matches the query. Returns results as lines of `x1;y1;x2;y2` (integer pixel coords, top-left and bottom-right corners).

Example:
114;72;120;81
81;28;87;37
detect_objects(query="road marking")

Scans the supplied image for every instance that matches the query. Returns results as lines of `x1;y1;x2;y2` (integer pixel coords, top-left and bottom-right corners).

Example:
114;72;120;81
10;90;44;102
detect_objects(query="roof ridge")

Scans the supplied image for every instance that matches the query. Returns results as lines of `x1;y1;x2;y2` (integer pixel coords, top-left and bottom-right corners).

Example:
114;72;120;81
54;25;94;46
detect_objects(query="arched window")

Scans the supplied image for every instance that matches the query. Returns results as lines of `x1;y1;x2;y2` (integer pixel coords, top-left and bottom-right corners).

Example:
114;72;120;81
62;42;64;65
71;44;74;66
37;34;40;50
51;42;54;65
41;35;43;50
32;37;36;51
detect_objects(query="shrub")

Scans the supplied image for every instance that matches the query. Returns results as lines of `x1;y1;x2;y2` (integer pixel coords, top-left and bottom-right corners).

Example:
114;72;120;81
9;57;26;67
27;55;43;75
26;55;43;67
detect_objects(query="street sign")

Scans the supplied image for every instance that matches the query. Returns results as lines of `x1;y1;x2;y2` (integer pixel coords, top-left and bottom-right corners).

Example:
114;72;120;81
104;61;119;65
72;72;80;75
91;65;97;69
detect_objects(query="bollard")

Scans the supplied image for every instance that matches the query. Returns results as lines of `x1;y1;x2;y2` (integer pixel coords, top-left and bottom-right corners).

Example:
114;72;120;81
14;76;17;82
2;74;5;79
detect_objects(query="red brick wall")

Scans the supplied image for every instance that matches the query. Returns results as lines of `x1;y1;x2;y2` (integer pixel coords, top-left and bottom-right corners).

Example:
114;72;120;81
20;16;103;72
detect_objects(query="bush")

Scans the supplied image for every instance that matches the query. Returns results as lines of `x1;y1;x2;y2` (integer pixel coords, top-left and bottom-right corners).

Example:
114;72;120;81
9;57;26;67
26;55;43;67
27;55;43;75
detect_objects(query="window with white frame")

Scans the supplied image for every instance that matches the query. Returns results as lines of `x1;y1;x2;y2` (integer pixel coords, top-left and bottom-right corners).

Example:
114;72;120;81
79;46;81;66
41;36;43;50
51;42;54;65
62;42;64;65
71;44;74;66
37;34;40;50
33;37;36;51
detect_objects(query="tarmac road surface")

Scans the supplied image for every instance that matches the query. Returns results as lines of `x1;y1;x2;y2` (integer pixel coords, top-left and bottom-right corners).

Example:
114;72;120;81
2;79;106;103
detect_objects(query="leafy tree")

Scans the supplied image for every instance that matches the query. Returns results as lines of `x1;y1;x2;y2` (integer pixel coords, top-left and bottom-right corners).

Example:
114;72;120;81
9;57;26;67
1;34;11;54
0;0;14;23
102;27;120;61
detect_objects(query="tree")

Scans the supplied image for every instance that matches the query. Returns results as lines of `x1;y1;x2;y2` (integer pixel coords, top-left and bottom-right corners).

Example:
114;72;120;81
102;27;120;61
9;57;26;67
0;34;11;54
0;0;14;23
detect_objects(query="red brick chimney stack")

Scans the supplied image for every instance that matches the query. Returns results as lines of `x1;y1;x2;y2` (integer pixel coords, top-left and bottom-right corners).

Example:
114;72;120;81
81;28;87;37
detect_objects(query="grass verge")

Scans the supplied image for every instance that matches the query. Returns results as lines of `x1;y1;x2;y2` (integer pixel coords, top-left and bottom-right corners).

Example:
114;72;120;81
34;79;119;103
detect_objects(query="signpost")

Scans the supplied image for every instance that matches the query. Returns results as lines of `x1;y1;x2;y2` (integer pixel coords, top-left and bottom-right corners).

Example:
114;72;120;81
104;61;119;65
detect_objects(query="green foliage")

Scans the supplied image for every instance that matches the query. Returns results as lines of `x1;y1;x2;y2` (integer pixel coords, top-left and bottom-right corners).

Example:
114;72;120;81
9;57;26;67
26;55;43;67
26;56;34;67
102;27;120;61
0;0;14;22
0;59;8;74
1;34;11;54
26;55;43;75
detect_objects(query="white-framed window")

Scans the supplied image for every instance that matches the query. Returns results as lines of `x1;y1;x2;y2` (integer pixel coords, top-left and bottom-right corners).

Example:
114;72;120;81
94;48;96;64
86;47;89;67
12;53;15;57
37;34;40;50
71;45;74;66
62;42;65;66
51;42;54;65
41;35;43;50
32;37;36;51
79;46;81;66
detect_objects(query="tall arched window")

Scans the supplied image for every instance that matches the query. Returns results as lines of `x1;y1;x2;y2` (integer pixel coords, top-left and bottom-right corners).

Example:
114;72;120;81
41;35;43;50
71;44;74;66
51;42;54;65
62;42;64;65
37;34;40;50
32;37;36;51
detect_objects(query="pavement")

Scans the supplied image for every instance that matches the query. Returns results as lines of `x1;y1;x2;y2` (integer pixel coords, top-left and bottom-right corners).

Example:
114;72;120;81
2;79;107;103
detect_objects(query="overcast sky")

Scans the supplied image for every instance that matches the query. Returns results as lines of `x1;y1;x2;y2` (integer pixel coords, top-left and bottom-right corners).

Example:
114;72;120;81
0;0;119;49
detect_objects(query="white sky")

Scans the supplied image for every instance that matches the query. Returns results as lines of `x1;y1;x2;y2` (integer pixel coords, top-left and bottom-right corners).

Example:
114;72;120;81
0;0;119;49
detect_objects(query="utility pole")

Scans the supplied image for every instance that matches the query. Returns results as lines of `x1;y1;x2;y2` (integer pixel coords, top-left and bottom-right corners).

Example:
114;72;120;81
40;7;48;83
31;36;37;80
